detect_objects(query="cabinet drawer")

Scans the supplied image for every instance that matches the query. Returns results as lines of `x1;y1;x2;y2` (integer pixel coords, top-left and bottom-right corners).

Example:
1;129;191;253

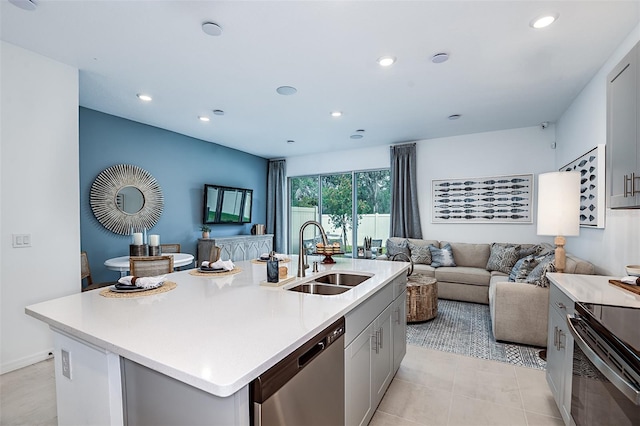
549;283;574;317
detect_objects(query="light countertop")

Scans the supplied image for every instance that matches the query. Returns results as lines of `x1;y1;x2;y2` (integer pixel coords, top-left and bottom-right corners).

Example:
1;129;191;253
26;256;408;397
547;272;640;308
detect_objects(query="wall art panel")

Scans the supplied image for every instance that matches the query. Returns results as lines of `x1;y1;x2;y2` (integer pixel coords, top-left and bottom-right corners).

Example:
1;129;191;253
432;174;534;224
560;144;605;228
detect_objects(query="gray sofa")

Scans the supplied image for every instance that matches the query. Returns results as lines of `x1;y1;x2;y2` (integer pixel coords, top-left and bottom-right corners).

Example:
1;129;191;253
381;238;595;347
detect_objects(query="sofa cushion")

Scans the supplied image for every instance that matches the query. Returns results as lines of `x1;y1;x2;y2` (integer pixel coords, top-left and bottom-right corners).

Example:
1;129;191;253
508;254;539;282
429;243;456;267
386;237;410;259
408;241;432;264
518;244;543;259
486;243;521;274
441;241;490;268
436;266;491;286
526;253;556;287
412;263;436;277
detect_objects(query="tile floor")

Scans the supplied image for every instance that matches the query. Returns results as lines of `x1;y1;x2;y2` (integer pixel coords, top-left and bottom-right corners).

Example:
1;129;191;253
0;345;563;426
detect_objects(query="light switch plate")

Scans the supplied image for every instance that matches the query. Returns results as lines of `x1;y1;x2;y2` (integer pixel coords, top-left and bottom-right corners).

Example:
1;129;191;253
12;234;31;248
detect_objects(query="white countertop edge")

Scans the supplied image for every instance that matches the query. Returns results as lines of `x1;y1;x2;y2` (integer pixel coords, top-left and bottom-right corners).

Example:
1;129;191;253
26;263;409;397
547;272;640;308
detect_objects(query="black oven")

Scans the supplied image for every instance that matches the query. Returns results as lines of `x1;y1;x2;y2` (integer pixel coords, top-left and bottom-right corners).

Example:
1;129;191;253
567;302;640;426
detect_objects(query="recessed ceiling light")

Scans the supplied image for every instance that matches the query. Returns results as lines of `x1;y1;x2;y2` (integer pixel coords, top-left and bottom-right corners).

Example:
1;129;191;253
202;22;223;36
350;134;364;140
287;140;295;144
198;116;210;122
431;53;449;64
136;93;152;102
377;56;396;67
331;111;343;118
9;0;37;11
213;109;225;116
530;14;558;29
448;114;461;120
276;86;297;95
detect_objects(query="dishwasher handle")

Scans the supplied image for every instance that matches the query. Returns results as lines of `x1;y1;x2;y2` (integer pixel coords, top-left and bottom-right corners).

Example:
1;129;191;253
298;340;325;368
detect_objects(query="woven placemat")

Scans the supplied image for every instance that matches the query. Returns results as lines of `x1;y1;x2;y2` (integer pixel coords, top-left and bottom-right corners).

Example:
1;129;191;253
189;267;243;277
250;258;291;265
100;281;177;298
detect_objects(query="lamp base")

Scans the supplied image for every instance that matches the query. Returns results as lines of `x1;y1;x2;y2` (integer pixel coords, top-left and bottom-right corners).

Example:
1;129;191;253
554;236;566;273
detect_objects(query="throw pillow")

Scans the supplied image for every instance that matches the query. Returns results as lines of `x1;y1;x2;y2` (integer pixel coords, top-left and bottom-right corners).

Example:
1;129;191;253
408;242;431;265
508;254;539;282
518;244;543;259
486;243;521;274
386;238;410;260
429;243;456;268
525;253;556;287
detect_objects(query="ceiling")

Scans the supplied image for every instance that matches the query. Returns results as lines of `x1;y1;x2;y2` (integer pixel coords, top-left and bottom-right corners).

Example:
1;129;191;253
2;1;639;159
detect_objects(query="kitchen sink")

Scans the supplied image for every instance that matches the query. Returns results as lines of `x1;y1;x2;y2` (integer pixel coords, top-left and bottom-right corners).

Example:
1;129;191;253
312;272;371;287
287;283;350;295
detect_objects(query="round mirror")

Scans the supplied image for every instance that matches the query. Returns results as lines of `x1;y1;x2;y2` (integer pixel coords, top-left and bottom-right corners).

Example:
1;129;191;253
116;185;145;214
90;164;164;235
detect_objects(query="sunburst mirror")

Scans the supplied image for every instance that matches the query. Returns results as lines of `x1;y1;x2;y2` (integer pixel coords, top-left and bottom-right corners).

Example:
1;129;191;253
90;164;164;235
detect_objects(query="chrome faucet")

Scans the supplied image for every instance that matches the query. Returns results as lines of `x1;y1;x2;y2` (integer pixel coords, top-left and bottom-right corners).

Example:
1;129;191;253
297;220;329;277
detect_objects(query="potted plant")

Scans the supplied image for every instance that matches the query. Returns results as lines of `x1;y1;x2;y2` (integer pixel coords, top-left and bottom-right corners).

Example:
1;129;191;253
200;224;211;239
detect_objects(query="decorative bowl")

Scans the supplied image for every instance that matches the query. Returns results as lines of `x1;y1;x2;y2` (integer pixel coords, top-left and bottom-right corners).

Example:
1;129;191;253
626;265;640;277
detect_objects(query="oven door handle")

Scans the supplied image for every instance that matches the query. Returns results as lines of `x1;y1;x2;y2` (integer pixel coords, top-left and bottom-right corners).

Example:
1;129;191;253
566;314;640;405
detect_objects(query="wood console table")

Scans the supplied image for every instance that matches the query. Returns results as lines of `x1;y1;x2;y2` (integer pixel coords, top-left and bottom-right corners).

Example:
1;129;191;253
197;234;273;264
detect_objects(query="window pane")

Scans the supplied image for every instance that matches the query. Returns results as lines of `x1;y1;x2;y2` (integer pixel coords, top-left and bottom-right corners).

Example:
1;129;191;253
290;176;319;255
321;174;353;256
355;170;391;257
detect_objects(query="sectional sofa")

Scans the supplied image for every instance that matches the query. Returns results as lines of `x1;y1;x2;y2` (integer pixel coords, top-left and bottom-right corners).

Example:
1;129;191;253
381;237;595;347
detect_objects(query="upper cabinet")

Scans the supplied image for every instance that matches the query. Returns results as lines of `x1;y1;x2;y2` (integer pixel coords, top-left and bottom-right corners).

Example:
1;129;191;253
607;41;640;208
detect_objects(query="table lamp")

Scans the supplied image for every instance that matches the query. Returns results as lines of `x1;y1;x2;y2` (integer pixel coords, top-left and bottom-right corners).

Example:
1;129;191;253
537;171;580;272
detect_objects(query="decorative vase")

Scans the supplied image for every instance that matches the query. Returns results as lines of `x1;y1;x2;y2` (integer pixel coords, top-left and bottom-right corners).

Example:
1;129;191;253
202;231;210;239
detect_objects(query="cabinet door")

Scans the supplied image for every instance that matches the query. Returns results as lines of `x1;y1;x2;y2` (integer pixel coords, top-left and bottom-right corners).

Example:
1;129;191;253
371;304;393;407
345;324;373;426
392;291;407;373
608;43;639;208
545;308;565;405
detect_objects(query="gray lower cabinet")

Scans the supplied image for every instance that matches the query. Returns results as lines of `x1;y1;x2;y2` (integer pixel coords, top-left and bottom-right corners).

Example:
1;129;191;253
197;235;273;264
546;282;574;425
607;40;640;209
345;274;407;426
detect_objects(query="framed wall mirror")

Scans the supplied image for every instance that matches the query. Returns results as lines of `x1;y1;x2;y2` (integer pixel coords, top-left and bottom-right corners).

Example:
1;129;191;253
90;164;164;235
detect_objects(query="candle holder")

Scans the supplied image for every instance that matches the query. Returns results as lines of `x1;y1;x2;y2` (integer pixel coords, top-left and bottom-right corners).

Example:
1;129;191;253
148;245;161;256
130;244;148;257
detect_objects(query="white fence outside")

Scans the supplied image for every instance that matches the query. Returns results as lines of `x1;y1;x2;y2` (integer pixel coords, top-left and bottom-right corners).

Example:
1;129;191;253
289;206;390;253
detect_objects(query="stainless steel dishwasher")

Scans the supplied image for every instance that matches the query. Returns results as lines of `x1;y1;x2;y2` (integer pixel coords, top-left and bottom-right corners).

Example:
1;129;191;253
251;317;345;426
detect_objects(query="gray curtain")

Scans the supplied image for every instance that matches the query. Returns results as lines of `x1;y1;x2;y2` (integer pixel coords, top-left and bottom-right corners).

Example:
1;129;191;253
390;143;423;238
266;159;286;253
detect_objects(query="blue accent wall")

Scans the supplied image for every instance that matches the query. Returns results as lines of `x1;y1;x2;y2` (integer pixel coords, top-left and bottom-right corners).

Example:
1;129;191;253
80;107;268;283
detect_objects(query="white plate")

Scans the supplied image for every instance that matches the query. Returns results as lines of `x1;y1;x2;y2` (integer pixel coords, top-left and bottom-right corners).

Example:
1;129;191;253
110;282;164;293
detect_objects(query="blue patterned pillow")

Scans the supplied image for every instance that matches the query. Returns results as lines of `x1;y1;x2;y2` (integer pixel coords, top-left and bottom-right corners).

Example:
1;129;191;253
386;238;410;260
525;253;556;287
429;243;456;268
508;254;539;282
486;243;520;274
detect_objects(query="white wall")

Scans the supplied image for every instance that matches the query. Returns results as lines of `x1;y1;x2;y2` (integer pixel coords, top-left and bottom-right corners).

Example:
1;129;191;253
1;42;80;373
416;126;556;244
556;23;640;276
287;125;557;247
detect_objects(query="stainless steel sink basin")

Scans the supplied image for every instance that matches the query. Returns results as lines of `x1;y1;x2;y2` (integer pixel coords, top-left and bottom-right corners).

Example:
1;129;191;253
312;272;371;287
287;283;350;295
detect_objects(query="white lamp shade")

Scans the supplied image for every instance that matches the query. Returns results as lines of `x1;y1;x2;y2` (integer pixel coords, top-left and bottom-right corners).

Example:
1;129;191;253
537;171;580;237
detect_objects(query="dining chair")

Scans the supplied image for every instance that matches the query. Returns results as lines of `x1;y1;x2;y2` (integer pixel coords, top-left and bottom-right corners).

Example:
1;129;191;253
81;251;117;292
160;243;180;253
129;256;174;277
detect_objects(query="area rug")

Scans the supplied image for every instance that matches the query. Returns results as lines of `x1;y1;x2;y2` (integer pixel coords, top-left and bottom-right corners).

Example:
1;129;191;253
407;299;546;370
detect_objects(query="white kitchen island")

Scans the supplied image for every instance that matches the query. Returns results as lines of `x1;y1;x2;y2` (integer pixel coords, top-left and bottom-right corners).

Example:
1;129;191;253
26;256;409;425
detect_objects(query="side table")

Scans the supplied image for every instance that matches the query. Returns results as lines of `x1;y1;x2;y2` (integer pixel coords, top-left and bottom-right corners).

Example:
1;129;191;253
406;275;438;322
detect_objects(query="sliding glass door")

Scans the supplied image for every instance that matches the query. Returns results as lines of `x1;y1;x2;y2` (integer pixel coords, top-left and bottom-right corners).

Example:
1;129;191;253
289;169;390;258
